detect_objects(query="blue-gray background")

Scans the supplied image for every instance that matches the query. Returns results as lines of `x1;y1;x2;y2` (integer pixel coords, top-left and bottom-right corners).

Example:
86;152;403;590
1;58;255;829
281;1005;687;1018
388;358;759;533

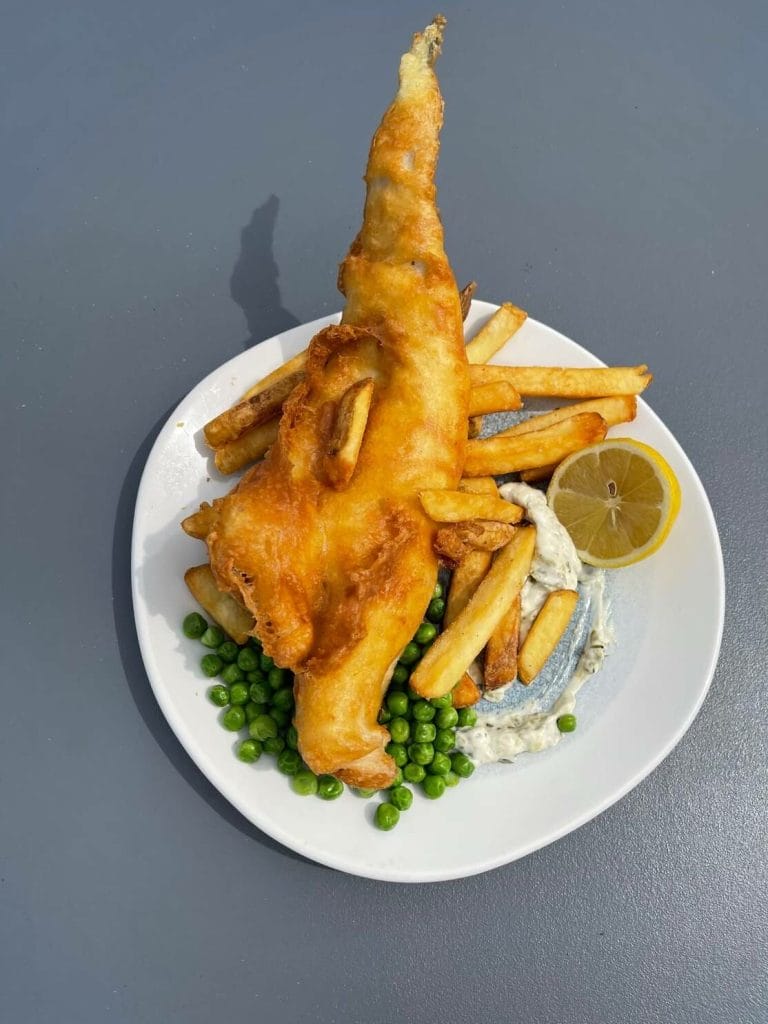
2;2;766;1021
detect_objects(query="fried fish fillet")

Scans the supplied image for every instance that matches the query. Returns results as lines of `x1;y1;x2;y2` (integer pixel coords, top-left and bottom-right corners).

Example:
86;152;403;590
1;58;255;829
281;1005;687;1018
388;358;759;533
193;17;469;788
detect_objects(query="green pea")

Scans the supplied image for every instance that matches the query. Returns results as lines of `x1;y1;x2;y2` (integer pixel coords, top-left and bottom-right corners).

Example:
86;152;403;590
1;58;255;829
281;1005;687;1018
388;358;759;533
244;701;266;723
246;669;266;684
200;654;224;678
450;752;475;778
426;598;445;622
375;803;400;831
263;736;285;755
434;728;456;753
457;707;478;728
249;714;278;741
354;788;377;798
443;770;460;788
271;687;294;712
317;775;344;800
389;785;413;811
249;635;263;650
220;663;244;685
430;692;452;709
222;706;246;732
390;767;404;787
428;751;451;776
249;680;271;705
217;641;239;664
391;665;410;686
433;581;444;599
200;626;225;649
415;622;437;645
389;717;410;744
268;666;288;690
557;714;577;732
412;722;436;743
277;748;301;775
259;652;275;672
182;612;207;639
398;642;421;666
207;684;230;707
286;725;299;750
412;700;435;723
408;742;434;766
228;682;250;706
378;708;392;724
403;762;426;784
386;691;409;716
406;686;421;701
236;646;260;672
270;708;290;730
436;706;459;729
292;770;318;796
422;775;445;799
385;741;408;767
237;738;262;763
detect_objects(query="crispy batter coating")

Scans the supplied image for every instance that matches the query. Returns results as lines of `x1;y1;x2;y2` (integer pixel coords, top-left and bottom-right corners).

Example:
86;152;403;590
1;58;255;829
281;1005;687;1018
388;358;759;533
198;17;469;787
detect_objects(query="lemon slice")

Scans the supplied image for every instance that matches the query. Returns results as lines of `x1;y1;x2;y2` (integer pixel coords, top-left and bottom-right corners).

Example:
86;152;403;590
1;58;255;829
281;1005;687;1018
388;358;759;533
547;439;681;568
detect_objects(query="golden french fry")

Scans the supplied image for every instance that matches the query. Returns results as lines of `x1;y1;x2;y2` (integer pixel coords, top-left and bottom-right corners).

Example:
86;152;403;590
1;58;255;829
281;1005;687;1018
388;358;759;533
469;364;652;397
214;418;280;475
184;565;255;645
467;414;484;439
459;280;477;321
445;549;492;626
241;348;309;402
435;521;517;566
458;477;498;496
420;490;523;525
323;378;375;489
519;464;557;484
464;412;607;476
452;673;482;708
499;395;637;438
465;303;528;365
410;527;536;698
204;370;303;449
484;594;520;689
468;381;522;416
518;589;578;685
181;502;217;539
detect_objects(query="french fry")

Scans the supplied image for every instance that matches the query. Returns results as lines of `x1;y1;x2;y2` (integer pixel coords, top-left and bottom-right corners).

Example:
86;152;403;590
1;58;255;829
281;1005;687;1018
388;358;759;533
464;303;528;365
181;502;217;539
458;477;498;496
420;490;523;525
463;412;607;476
452;672;481;708
469;363;651;397
468;381;522;416
184;565;255;645
323;378;375;489
410;527;536;698
241;348;309;402
484;594;520;689
459;280;477;321
435;521;517;566
214;418;280;475
518;589;578;685
204;370;302;449
519;464;557;484
445;549;492;627
467;415;484;439
498;395;637;438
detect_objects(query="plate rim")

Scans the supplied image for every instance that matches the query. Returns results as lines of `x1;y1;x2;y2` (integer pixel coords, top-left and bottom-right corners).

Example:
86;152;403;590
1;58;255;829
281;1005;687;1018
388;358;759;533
131;301;725;882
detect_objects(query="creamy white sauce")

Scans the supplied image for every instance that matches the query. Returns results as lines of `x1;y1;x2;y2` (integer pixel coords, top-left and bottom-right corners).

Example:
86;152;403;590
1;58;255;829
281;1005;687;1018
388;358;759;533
457;483;614;763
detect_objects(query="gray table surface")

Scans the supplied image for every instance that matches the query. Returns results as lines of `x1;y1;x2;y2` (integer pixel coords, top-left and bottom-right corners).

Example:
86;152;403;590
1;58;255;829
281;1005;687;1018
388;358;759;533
2;2;767;1021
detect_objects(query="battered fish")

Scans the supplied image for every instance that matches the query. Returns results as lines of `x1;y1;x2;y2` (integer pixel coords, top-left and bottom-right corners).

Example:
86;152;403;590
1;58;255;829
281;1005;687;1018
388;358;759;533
195;16;469;788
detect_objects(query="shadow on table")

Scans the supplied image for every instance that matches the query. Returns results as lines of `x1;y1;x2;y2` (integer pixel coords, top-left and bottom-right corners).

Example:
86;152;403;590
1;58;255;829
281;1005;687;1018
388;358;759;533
231;193;300;349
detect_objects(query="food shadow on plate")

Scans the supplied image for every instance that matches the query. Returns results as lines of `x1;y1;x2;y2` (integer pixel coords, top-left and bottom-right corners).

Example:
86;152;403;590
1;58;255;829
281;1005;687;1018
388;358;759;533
111;414;316;869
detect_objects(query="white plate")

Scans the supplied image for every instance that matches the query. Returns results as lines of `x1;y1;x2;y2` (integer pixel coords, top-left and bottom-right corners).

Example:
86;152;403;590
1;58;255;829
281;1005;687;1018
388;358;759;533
132;301;724;882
